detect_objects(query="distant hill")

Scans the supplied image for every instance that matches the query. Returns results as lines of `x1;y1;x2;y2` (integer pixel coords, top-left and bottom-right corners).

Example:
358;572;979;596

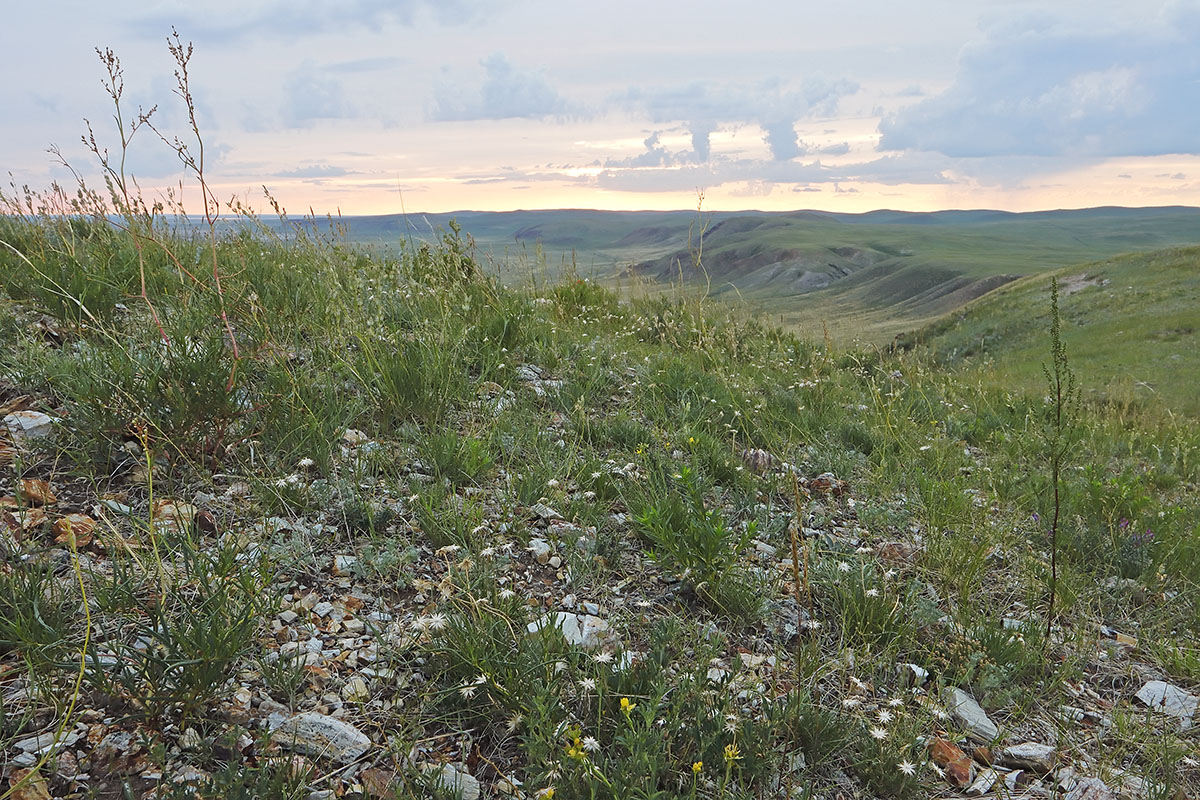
329;206;1200;344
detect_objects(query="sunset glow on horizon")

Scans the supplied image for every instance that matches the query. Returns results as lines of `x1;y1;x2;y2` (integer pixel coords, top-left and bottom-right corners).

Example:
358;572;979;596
4;1;1200;217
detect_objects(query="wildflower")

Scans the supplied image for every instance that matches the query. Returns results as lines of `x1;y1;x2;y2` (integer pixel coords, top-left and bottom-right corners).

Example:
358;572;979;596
888;698;904;707
592;652;614;664
537;788;555;800
841;697;862;708
427;613;447;631
434;544;461;557
498;588;516;600
620;697;636;716
581;736;601;753
579;678;596;690
458;685;477;699
723;743;741;763
870;726;888;740
505;713;524;733
692;761;703;774
838;562;852;573
877;709;893;724
865;588;880;597
898;760;916;776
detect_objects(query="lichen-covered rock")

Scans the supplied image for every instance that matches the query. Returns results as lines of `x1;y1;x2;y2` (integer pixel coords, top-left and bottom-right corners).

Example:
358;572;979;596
271;712;371;764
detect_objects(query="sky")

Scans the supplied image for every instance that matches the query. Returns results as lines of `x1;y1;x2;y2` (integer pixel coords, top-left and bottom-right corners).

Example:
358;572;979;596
3;0;1200;215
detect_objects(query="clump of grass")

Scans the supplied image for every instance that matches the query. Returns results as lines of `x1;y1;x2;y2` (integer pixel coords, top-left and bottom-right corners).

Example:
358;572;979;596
633;465;761;619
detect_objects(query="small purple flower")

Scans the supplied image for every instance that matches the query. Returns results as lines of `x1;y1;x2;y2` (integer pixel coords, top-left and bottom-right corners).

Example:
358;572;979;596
1118;517;1130;530
1031;512;1040;523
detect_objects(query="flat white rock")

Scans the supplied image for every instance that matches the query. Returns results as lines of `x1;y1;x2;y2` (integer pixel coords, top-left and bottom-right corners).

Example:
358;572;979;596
944;687;1000;741
271;712;370;763
424;763;481;800
1135;680;1198;727
527;611;610;649
1001;742;1056;772
3;411;57;440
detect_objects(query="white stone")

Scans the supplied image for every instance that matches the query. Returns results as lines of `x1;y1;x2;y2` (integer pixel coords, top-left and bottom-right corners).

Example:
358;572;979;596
527;612;611;649
1001;742;1056;772
967;769;1001;796
3;411;57;440
1066;777;1115;800
425;763;481;800
271;712;371;763
1135;680;1198;727
944;687;1000;741
312;602;335;619
529;538;552;564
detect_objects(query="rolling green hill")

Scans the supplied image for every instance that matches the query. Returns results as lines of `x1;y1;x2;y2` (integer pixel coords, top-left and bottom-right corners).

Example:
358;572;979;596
335;207;1200;344
900;246;1200;416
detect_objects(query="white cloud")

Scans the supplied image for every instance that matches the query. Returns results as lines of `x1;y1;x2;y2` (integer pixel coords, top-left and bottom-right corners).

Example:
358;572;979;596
616;75;860;162
282;62;356;127
432;54;570;121
879;3;1200;157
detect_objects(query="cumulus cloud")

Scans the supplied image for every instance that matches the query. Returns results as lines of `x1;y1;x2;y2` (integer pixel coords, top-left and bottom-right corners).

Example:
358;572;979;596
616;75;860;162
432;53;570;121
879;4;1200;157
281;62;355;127
274;164;354;178
135;0;486;42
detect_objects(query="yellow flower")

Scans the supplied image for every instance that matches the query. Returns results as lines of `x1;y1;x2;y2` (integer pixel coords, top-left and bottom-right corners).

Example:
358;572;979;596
723;743;741;763
692;761;703;774
688;436;696;444
620;697;636;715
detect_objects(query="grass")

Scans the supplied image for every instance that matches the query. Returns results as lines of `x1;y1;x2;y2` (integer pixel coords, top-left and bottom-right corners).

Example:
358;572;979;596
905;246;1200;416
0;53;1198;797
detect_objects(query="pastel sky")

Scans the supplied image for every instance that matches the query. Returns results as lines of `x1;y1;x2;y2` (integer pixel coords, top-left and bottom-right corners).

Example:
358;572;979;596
3;0;1200;214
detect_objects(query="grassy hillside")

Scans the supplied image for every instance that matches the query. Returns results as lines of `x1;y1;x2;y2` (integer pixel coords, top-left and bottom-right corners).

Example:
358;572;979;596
903;246;1200;416
337;207;1200;344
1;193;1199;799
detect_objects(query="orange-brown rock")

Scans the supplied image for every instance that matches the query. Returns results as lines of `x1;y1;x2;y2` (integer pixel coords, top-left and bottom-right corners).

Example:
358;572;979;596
930;738;974;788
18;478;56;506
52;513;97;547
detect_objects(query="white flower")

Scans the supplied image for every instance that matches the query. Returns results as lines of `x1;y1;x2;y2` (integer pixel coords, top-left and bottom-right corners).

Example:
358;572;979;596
427;613;447;631
554;661;568;673
898;760;916;776
838;562;852;573
458;685;477;699
888;698;904;707
435;544;461;557
841;697;862;708
579;678;596;691
877;709;893;724
865;588;880;597
870;726;888;740
581;736;601;753
505;713;524;733
591;652;614;664
498;588;516;600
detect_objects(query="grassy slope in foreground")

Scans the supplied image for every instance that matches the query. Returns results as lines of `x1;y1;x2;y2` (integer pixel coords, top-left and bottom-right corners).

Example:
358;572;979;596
1;212;1199;799
905;246;1200;416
